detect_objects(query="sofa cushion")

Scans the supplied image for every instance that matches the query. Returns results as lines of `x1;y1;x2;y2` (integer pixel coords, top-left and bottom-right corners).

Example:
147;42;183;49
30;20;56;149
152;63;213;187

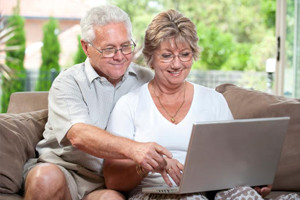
0;193;23;200
0;109;48;194
216;83;300;192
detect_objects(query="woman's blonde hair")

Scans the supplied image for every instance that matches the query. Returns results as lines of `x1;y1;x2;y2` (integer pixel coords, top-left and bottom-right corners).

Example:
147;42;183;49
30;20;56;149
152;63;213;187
142;9;200;65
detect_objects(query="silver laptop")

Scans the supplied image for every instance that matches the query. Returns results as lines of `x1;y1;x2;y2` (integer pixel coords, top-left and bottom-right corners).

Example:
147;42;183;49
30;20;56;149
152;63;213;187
142;117;290;194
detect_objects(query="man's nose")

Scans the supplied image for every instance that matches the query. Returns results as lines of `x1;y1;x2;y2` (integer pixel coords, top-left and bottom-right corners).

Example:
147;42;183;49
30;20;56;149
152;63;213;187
113;49;124;60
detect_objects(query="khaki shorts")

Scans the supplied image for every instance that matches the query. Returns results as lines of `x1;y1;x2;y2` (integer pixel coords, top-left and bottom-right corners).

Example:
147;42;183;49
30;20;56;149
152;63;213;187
23;152;105;200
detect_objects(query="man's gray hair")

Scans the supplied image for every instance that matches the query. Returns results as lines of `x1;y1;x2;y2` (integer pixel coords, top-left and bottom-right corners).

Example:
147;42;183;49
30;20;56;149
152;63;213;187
80;5;132;43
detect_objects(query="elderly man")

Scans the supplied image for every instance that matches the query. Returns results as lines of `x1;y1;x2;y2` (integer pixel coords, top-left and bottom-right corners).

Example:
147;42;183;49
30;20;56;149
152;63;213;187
23;5;172;200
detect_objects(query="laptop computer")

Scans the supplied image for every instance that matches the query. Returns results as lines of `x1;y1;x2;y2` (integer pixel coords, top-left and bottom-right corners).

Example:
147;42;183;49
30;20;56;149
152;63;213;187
142;117;290;194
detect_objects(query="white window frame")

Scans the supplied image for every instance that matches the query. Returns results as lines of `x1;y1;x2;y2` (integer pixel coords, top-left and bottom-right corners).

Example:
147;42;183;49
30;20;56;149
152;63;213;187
275;0;300;97
274;0;287;96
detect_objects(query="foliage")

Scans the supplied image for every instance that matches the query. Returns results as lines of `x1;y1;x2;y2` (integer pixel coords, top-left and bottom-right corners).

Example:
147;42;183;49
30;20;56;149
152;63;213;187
107;0;165;66
1;4;26;113
35;17;60;91
5;15;26;70
194;23;234;70
221;43;251;71
246;33;276;71
285;1;296;69
74;35;86;64
0;14;19;79
260;0;276;30
284;1;298;97
109;0;276;72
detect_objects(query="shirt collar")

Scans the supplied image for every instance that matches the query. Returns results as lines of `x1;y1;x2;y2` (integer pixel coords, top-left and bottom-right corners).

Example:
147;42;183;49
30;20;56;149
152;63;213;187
84;58;100;84
84;58;138;84
123;63;138;81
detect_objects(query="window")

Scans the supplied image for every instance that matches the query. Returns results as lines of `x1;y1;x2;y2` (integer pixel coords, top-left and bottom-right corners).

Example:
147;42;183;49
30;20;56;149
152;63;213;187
275;0;300;97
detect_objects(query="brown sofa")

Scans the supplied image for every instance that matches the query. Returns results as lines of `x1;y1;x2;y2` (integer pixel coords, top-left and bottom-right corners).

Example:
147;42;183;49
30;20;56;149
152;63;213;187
0;84;299;200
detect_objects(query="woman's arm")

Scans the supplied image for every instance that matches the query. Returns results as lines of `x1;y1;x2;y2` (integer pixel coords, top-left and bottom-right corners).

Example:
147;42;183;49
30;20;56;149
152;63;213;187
103;157;184;191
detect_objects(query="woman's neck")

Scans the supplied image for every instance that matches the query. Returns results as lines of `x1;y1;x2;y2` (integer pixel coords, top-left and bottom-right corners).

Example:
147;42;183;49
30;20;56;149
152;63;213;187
151;79;185;97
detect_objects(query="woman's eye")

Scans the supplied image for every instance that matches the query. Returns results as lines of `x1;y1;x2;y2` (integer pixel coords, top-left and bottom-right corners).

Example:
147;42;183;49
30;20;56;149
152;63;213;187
161;54;173;58
181;52;191;57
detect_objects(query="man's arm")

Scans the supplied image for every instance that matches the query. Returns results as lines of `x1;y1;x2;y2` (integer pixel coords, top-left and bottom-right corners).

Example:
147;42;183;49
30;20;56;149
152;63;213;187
67;123;172;171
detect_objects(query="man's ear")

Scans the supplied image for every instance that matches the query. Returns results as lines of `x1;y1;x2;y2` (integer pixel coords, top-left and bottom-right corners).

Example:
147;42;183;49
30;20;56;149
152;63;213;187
81;40;90;57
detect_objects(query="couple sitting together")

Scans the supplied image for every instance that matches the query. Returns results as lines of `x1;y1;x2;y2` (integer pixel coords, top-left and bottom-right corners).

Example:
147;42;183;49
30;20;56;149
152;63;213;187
21;4;299;200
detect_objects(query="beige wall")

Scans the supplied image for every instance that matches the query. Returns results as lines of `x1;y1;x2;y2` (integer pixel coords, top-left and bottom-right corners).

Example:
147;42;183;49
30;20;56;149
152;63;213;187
25;18;80;45
1;0;90;70
24;18;81;69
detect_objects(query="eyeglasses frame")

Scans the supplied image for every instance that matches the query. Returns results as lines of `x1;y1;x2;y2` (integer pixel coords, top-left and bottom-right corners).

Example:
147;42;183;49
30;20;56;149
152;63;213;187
155;51;193;63
87;40;136;58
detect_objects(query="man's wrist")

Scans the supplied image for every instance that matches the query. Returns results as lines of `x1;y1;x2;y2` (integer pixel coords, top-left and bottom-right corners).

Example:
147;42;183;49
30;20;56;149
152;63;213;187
121;139;138;159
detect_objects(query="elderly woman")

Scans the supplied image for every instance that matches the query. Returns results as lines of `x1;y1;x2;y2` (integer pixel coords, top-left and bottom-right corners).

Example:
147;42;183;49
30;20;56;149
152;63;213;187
103;9;275;200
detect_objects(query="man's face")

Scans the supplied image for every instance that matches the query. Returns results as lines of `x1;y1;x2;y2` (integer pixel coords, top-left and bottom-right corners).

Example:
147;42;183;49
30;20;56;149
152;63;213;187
87;23;133;85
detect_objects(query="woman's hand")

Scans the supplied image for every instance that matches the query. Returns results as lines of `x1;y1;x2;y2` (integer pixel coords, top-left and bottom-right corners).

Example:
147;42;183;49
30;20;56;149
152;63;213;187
254;184;272;197
153;157;184;187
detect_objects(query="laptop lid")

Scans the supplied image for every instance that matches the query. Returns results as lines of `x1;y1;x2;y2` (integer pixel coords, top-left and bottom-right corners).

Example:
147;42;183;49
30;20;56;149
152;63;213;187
143;117;290;194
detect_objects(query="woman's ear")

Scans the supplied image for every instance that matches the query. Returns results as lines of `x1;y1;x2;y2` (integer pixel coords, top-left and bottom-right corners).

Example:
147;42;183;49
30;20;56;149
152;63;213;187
81;40;90;57
149;57;154;69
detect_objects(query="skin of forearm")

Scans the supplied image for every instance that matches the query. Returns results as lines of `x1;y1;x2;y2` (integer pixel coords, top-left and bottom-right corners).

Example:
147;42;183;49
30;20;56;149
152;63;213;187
103;159;145;191
66;123;136;159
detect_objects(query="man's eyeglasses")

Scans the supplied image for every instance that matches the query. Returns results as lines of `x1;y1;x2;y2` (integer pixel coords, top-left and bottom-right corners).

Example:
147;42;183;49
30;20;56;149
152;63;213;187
156;51;193;63
88;40;136;58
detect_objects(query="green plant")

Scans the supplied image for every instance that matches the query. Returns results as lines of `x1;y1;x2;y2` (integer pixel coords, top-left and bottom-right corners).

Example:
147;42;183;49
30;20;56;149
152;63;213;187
1;6;26;113
73;35;86;64
221;43;251;71
194;23;234;70
35;17;60;91
260;0;276;30
0;14;19;79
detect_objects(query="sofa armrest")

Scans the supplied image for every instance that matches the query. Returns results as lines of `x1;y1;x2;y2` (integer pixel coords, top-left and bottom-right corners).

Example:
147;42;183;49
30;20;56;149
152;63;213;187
7;92;49;114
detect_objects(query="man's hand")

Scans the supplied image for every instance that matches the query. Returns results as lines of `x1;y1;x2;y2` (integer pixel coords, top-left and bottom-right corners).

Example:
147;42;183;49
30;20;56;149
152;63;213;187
254;184;272;198
130;142;173;172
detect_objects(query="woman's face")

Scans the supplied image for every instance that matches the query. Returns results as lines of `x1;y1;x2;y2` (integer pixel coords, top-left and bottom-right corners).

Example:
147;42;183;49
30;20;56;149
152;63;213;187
152;39;193;87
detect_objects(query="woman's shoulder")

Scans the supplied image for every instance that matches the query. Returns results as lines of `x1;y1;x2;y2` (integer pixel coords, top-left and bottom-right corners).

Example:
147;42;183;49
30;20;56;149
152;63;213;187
191;82;227;107
191;82;232;118
192;82;221;96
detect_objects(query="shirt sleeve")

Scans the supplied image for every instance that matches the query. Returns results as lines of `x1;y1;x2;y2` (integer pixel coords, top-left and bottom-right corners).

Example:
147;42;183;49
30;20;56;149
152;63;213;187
106;95;135;140
48;73;92;146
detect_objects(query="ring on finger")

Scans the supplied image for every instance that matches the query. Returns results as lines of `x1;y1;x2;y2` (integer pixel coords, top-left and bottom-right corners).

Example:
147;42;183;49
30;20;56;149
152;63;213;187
166;168;172;173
